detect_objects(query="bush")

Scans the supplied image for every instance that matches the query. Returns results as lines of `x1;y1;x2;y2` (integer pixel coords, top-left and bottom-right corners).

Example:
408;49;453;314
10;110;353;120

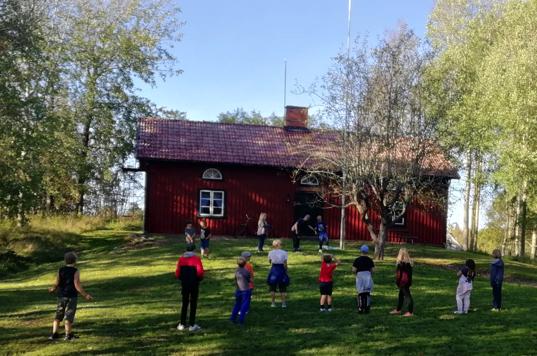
0;250;30;277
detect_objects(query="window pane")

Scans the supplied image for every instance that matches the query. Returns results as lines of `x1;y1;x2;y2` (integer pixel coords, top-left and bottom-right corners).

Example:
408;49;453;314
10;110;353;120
200;198;211;207
200;207;210;214
213;207;222;216
213;199;223;208
213;192;223;199
201;191;211;199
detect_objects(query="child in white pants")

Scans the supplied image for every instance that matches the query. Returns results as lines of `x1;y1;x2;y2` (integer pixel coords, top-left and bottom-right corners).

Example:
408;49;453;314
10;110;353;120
455;259;476;314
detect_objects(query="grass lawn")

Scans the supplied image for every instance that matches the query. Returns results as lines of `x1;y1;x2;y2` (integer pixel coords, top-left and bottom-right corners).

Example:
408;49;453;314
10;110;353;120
1;226;537;355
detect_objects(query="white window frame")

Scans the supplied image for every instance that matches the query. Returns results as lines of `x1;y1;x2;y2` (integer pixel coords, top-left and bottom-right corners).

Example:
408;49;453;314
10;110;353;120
300;175;319;186
199;190;225;217
202;168;223;180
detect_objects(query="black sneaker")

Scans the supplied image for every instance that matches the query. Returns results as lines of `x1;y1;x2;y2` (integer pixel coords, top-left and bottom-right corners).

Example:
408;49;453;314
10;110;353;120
64;333;78;341
48;333;60;341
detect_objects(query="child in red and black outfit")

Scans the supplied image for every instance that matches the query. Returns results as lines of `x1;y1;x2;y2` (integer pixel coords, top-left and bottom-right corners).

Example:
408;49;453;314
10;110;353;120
175;244;204;332
318;254;340;312
390;248;414;317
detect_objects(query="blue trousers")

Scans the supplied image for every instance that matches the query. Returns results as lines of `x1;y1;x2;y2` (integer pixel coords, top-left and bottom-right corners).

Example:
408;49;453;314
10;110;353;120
492;283;502;309
230;289;251;324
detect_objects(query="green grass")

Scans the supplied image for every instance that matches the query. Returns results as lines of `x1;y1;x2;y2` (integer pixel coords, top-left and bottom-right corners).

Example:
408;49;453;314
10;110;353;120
1;226;537;355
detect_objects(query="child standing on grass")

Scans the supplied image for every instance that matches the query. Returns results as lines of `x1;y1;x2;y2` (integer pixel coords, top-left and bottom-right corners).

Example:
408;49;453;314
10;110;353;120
490;249;504;312
455;259;476;314
267;239;290;308
230;257;252;325
318;254;340;312
316;215;329;253
185;222;196;246
175;244;204;332
352;245;375;314
199;220;211;258
48;252;93;341
242;251;255;293
390;248;414;317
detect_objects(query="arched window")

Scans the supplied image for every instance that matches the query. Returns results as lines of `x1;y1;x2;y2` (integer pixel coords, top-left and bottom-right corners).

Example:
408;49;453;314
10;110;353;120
300;175;319;186
202;168;223;180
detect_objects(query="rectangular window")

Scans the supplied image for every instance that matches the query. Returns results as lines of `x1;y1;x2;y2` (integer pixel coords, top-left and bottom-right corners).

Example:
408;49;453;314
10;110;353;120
199;190;225;217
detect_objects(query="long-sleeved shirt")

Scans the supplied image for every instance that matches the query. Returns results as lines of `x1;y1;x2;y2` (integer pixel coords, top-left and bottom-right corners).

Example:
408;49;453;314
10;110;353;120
175;252;204;284
490;258;504;286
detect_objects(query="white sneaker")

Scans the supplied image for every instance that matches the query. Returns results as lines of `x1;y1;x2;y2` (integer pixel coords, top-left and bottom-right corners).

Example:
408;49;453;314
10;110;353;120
282;302;287;309
318;249;323;253
189;324;201;332
320;308;325;312
327;308;332;312
177;324;186;331
271;302;276;308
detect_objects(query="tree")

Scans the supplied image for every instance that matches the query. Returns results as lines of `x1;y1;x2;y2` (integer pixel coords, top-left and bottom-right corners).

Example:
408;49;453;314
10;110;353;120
0;0;61;223
427;0;537;256
297;26;450;259
218;108;283;126
48;0;183;214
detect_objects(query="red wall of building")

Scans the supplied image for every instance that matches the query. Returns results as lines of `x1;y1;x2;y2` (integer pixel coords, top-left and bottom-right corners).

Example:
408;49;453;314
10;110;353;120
143;161;448;245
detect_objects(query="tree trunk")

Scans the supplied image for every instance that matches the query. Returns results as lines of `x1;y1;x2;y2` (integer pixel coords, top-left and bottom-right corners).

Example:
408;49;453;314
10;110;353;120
519;181;528;256
530;230;537;260
462;152;473;251
501;207;510;256
471;180;481;251
374;222;387;260
514;194;522;256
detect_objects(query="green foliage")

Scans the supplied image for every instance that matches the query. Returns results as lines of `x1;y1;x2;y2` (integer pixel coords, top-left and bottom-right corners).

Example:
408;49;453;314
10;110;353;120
1;227;537;354
218;108;283;126
0;0;183;219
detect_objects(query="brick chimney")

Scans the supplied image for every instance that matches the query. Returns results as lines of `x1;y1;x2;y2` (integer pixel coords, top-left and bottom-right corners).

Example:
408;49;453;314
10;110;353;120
284;106;308;130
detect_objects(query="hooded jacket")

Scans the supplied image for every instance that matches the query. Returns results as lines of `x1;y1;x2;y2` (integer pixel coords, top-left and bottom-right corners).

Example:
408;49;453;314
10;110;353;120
490;258;504;286
175;252;204;284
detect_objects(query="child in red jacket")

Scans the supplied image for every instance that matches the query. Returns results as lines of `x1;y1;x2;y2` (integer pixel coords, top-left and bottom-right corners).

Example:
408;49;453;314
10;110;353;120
175;244;204;331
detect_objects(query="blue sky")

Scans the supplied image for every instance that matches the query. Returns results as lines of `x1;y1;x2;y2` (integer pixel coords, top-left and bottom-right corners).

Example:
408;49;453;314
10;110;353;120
140;0;435;120
138;0;473;228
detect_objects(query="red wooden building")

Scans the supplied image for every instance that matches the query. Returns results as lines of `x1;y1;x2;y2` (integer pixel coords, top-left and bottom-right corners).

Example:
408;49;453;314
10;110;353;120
136;107;458;245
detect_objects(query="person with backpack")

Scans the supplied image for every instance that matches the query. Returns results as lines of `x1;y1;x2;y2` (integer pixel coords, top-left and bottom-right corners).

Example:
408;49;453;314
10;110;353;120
390;248;414;317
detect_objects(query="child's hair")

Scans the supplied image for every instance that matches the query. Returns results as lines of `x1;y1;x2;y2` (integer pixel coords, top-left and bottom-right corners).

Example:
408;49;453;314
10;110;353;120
317;215;322;221
186;221;193;226
186;244;196;252
64;251;77;265
396;248;412;264
200;219;207;228
241;251;252;260
465;259;476;271
492;249;502;259
237;256;246;267
258;212;267;223
272;239;281;248
323;254;333;263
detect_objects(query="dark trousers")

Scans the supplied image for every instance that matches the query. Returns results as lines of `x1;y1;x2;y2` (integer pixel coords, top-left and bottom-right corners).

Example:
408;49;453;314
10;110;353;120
397;286;413;313
292;234;301;251
180;283;199;326
257;234;266;251
492;283;502;309
357;292;371;313
230;289;252;324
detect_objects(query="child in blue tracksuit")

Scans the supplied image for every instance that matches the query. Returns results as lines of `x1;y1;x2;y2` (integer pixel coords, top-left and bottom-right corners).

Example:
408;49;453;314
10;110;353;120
230;256;252;325
490;249;504;311
316;215;329;253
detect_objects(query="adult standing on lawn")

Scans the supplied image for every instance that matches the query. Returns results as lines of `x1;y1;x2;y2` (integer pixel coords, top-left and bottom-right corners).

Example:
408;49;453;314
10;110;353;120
390;248;414;317
267;239;290;308
257;212;270;252
175;244;204;331
290;214;313;252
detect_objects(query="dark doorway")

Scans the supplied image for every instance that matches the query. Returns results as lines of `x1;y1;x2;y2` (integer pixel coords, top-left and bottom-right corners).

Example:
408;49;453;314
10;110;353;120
293;192;323;236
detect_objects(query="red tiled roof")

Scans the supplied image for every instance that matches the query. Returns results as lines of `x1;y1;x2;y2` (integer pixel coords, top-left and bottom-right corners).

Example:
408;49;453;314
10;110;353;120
136;118;458;178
